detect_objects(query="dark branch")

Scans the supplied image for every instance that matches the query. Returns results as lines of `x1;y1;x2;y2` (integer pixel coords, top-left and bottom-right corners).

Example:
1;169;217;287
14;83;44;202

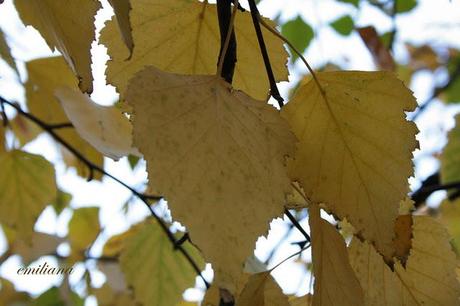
0;97;209;289
247;0;284;107
410;171;460;207
217;0;237;83
284;209;311;242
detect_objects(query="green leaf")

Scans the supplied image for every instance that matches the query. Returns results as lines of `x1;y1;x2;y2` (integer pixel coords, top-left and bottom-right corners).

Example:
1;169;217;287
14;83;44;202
281;16;314;61
0;150;57;241
120;221;205;306
330;15;354;36
33;287;65;306
445;77;460;103
337;0;359;7
396;0;417;13
128;154;140;170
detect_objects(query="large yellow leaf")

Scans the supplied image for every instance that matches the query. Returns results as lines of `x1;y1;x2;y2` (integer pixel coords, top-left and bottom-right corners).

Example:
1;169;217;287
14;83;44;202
15;0;100;93
440;198;460;256
25;57;104;180
68;207;100;255
441;114;460;187
0;150;57;240
55;86;139;160
236;272;290;306
289;295;312;306
108;0;133;55
309;204;364;306
126;67;295;291
282;71;418;259
349;216;460;305
11;232;64;264
120;220;205;306
101;0;288;101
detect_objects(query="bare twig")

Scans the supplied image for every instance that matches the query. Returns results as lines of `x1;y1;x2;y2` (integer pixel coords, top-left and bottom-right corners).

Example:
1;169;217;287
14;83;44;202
247;0;284;107
217;0;239;83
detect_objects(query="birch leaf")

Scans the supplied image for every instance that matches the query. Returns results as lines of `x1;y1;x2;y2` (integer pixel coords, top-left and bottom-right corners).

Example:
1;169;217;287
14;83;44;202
0;29;18;74
68;207;100;254
349;216;460;305
126;67;295;291
101;0;288;101
108;0;133;55
309;204;364;306
441;114;460;188
237;272;290;306
25;57;104;180
282;71;418;259
0;150;57;240
120;220;205;306
54;86;139;160
15;0;100;93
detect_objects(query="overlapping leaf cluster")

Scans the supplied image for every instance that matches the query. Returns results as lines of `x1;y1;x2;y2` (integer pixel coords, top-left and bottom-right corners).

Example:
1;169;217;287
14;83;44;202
0;0;459;305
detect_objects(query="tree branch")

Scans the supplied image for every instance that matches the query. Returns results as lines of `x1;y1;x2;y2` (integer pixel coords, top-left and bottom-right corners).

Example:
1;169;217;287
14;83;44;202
217;0;237;83
247;0;284;107
0;96;209;288
285;209;310;243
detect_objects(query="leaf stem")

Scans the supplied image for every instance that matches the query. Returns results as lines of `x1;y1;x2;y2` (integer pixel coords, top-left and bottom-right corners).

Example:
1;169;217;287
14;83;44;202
0;96;209;288
247;0;284;107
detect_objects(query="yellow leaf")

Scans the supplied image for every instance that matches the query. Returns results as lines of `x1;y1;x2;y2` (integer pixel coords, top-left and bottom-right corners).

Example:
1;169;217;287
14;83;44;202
15;0;100;93
120;220;205;306
0;278;30;305
102;225;140;257
0;29;18;74
0;150;57;240
126;67;295;291
289;294;312;306
349;216;460;305
440;198;460;256
236;272;290;306
54;86;139;160
393;214;412;265
93;284;138;306
68;207;100;254
441;114;460;188
25;57;104;180
202;285;221;306
8;115;41;147
282;71;418;259
108;0;133;55
101;0;288;101
309;204;364;306
0;121;5;153
286;182;309;209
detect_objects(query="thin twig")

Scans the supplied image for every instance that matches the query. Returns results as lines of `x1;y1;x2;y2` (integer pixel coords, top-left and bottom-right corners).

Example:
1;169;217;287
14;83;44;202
247;0;284;107
285;209;311;242
0;97;209;288
217;0;239;83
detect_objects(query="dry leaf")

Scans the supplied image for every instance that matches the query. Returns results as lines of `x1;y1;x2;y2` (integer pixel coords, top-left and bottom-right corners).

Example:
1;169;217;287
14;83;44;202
126;66;295;291
282;71;418;259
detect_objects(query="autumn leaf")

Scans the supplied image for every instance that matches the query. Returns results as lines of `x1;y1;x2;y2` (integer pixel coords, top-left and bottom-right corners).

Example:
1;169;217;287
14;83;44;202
25;57;104;180
108;0;133;55
93;284;138;306
15;0;100;93
282;71;418;259
54;86;139;160
0;278;30;305
349;216;460;305
441;114;460;188
68;207;100;257
0;29;18;74
309;204;364;306
236;272;290;306
392;214;412;265
0;121;5;152
440;198;460;256
0;150;57;240
126;66;295;291
289;294;312;306
120;220;205;306
8;115;41;147
101;0;288;101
